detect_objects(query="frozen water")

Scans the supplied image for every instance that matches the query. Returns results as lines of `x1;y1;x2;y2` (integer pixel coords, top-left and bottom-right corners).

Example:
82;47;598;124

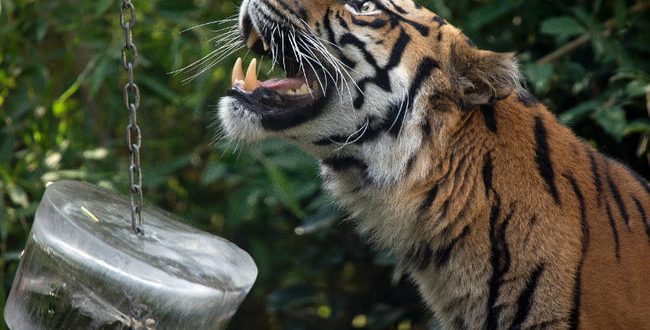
4;181;257;330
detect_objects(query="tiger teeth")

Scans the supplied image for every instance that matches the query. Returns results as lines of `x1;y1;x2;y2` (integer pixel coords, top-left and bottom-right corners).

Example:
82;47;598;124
297;84;310;95
244;58;260;91
231;58;260;92
284;84;311;96
247;29;270;51
232;57;244;87
247;30;260;49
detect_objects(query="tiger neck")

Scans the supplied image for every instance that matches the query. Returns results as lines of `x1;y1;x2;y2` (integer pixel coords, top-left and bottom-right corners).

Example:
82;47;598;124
318;101;485;255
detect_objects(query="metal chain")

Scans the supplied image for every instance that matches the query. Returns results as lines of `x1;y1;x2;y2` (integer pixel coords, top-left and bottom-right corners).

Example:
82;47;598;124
120;0;144;236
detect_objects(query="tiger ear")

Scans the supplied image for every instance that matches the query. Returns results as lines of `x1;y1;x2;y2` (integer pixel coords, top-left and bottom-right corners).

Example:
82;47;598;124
450;42;522;107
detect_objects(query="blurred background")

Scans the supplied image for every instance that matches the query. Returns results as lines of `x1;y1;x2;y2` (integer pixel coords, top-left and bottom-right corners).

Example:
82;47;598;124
1;0;649;329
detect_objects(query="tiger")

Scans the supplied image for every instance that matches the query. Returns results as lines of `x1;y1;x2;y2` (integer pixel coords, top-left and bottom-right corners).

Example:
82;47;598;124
217;0;650;328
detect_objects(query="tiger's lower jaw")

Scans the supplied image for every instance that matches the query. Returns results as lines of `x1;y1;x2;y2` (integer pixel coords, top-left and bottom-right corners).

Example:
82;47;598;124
219;66;336;137
225;86;328;132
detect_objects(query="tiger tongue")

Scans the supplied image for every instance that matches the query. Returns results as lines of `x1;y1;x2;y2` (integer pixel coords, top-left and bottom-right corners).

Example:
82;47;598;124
261;78;308;91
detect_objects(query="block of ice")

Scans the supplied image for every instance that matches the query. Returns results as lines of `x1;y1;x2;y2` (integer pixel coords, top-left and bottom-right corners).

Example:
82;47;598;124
4;181;257;330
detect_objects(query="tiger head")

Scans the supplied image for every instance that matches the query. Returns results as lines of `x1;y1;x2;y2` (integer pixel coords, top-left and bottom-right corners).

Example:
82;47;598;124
219;0;522;182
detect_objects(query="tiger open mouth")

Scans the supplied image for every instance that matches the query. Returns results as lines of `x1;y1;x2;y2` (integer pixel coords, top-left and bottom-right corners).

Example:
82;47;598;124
226;14;330;131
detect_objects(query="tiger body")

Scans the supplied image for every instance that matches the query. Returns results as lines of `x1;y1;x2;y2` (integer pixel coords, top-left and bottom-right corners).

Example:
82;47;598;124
217;0;650;328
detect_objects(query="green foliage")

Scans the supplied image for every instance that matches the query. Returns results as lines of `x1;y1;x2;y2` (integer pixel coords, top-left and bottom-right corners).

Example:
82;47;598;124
1;0;649;329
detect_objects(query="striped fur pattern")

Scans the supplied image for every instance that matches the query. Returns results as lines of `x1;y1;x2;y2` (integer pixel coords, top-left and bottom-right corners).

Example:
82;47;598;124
218;1;650;328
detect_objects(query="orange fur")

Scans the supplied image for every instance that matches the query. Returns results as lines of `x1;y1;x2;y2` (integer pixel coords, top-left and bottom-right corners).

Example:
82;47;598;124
221;1;650;328
405;94;650;329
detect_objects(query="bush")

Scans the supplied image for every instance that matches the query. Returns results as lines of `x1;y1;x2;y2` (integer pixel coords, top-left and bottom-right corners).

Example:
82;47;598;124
1;0;649;329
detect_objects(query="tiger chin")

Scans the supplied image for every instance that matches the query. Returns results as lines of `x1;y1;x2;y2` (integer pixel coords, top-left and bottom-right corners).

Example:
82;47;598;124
218;0;650;329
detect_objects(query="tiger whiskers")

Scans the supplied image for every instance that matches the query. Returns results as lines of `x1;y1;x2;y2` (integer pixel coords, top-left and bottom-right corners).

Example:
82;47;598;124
173;23;245;83
180;15;238;34
336;117;371;151
287;28;328;95
296;28;364;103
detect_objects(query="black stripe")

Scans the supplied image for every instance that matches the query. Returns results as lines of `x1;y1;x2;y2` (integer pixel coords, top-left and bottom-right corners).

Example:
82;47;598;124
510;263;545;330
420;184;439;213
388;0;408;14
386;99;409;137
422;119;432;139
323;9;337;43
587;148;603;207
516;89;540;107
342;29;411;109
322;156;368;172
334;11;350;31
385;57;438;137
606;166;631;231
374;1;430;36
481;103;498;133
275;0;305;20
564;173;589;330
523;215;538;245
405;154;417;177
316;57;438;144
453;317;468;330
350;16;388;29
313;116;384;146
632;196;650;244
605;202;621;261
483;153;494;198
486;196;514;329
534;116;561;204
434;225;470;267
324;9;356;69
407;57;439;101
432;15;448;26
406;243;433;271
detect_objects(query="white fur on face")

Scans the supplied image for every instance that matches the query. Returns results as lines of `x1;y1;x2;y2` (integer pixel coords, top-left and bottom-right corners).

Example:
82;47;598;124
218;0;432;186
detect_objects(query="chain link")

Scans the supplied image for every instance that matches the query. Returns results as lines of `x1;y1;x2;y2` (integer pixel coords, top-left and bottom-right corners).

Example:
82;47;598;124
120;0;144;236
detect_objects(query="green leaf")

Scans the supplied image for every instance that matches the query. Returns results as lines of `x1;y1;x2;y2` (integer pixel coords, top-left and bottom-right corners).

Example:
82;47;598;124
201;163;228;185
624;80;650;98
524;63;554;94
294;207;339;235
559;100;600;125
466;1;515;31
594;106;627;141
624;119;650;136
267;285;317;312
540;16;586;41
614;0;627;28
139;75;179;105
7;184;28;208
261;158;306;219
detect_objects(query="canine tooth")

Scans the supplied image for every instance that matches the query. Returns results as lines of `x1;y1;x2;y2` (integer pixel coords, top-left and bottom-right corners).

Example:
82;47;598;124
263;39;270;51
232;58;244;86
247;31;260;49
286;90;296;95
244;58;260;91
